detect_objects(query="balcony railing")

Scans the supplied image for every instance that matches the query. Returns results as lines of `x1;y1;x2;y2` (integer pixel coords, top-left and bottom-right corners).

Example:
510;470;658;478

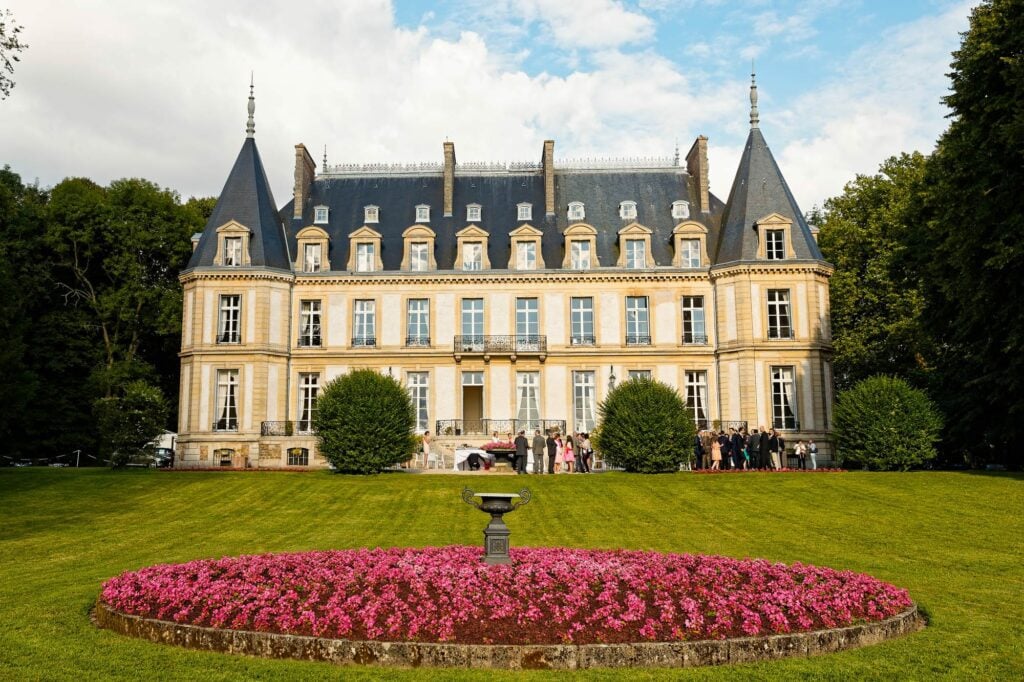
570;335;596;346
405;336;431;348
625;334;652;346
682;333;708;345
692;419;748;432
261;421;316;436
351;336;377;348
453;335;547;354
435;418;567;437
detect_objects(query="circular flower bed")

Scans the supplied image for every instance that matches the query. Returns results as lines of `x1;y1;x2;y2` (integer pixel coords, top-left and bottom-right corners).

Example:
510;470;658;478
100;547;911;646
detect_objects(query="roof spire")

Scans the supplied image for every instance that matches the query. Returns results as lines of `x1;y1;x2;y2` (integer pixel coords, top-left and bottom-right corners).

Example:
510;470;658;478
749;63;759;130
673;138;680;166
322;144;328;169
246;73;255;138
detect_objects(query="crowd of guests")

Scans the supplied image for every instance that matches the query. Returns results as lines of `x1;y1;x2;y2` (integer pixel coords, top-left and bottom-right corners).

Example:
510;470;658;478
695;426;818;470
512;430;594;474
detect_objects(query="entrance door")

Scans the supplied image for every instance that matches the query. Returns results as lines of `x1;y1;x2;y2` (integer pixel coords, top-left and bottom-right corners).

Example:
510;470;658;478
461;371;484;434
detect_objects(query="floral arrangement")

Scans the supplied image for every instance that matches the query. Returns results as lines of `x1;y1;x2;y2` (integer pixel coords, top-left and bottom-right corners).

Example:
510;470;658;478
481;440;515;452
100;547;910;645
693;468;847;474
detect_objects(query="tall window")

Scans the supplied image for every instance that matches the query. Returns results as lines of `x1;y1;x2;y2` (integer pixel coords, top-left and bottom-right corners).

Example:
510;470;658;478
517;203;532;221
619;201;637;220
303;243;322;273
625;239;646;268
356;243;375;272
568;202;585;221
570;297;594;345
214;369;238;431
573;371;596;432
463;242;482;271
684;370;708;427
461;298;484;350
299;300;322;347
409;242;429;272
625;296;650;345
516;372;540;430
223;237;242;266
352;300;376;346
515;298;539;350
767;289;793;339
406;298;429;347
680;239;701;268
297;373;319;433
466;204;481;222
771;366;798;429
570;240;591;269
681;296;706;344
766;229;785;260
515;241;536;270
217;294;240;344
407;372;429;432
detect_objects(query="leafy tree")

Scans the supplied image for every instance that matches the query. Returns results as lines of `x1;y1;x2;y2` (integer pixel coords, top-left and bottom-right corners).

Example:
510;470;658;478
313;369;417;474
593;377;695;473
833;376;943;471
817;153;932;391
94;380;169;467
0;8;28;99
903;0;1024;464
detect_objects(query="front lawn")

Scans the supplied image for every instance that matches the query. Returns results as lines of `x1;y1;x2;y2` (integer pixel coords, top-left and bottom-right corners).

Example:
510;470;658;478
0;469;1021;680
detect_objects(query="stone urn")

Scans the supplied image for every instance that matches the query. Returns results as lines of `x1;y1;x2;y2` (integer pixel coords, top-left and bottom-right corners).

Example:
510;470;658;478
462;488;531;565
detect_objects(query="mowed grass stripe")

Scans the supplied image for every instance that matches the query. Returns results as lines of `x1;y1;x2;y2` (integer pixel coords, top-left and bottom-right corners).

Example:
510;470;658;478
0;468;1021;681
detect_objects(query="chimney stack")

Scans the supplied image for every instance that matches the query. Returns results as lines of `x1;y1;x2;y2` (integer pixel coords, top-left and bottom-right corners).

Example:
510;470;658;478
685;136;710;214
293;144;316;220
542;140;555;216
443;141;456;217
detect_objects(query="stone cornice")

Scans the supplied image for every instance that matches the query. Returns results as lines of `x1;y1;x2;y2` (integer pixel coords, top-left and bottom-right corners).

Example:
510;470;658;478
180;268;295;285
709;260;834;279
290;269;714;286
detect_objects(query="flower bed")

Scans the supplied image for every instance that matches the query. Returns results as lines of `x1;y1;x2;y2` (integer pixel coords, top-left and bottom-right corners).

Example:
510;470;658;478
100;548;910;646
692;468;847;474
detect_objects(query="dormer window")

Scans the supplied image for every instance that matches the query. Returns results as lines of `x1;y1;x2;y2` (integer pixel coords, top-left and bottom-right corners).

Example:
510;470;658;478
401;226;437;272
766;229;785;260
223;237;242;267
619;201;637;220
671;200;690;220
463;243;482;271
314;206;329;224
295;226;331;272
466;204;481;223
346;226;382;272
416;204;431;223
409;242;429;271
562;223;599;269
516;242;536;270
517;203;532;221
303;243;322;273
568;201;585;221
755;213;795;260
456;226;490;271
364;205;379;224
508;224;544;271
356;243;376;272
625;239;646;268
616;223;654;269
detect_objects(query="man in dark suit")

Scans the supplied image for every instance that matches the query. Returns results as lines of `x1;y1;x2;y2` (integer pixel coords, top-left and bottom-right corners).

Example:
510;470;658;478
747;429;761;469
514;430;528;474
759;425;771;469
531;430;546;474
729;428;744;470
546;432;557;474
693;431;704;470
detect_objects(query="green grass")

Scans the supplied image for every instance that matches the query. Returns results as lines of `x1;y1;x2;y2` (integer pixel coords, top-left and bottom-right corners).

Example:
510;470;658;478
1;469;1022;680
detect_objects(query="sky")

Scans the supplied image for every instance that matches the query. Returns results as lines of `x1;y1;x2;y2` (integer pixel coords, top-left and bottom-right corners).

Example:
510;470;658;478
0;0;973;213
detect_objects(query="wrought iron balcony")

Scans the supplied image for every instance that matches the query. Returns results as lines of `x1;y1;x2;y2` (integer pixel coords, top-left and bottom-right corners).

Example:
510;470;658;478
570;335;596;346
261;421;316;436
625;334;652;346
351;336;377;348
405;336;431;348
682;333;708;345
453;335;547;359
435;418;567;437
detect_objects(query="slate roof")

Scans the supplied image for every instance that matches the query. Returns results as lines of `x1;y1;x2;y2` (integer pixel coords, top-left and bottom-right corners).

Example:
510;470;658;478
187;137;291;270
714;128;824;264
280;167;723;271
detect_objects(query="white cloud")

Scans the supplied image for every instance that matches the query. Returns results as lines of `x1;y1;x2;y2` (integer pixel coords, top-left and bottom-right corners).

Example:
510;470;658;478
485;0;656;50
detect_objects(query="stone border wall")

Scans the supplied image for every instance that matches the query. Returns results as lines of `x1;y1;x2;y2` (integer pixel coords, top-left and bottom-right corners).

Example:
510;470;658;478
93;601;922;670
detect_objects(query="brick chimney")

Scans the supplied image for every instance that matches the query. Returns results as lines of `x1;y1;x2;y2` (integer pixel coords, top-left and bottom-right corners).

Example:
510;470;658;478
443;141;456;217
542;140;555;216
685;136;710;214
293;144;316;220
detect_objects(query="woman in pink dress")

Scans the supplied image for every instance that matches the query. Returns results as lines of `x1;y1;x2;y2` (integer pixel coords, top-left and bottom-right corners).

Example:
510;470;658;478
563;434;576;473
554;434;564;473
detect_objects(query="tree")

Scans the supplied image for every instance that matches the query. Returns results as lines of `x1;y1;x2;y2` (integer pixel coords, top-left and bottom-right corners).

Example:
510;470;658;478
816;153;932;391
592;377;695;473
313;369;417;474
94;380;169;467
833;376;943;471
0;9;28;99
903;0;1024;464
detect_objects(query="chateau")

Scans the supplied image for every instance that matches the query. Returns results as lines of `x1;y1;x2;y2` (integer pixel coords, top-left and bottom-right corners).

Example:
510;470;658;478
176;77;834;468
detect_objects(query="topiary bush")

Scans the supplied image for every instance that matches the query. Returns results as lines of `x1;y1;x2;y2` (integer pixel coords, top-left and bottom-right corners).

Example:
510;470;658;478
592;377;695;473
313;369;417;474
833;375;943;471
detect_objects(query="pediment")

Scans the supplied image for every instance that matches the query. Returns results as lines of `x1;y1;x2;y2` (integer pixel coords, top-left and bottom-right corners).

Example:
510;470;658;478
509;224;542;237
349;226;383;239
673;221;708;235
563;222;597;236
456;225;490;238
617;222;652;236
296;226;329;240
215;220;251;234
755;212;793;227
402;225;436;238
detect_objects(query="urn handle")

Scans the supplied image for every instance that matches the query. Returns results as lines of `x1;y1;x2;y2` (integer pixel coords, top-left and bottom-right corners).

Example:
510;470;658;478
461;487;481;508
513;488;532;509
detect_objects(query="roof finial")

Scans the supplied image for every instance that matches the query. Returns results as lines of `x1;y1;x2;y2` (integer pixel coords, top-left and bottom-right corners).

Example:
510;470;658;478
749;62;759;130
246;72;255;138
322;144;328;169
673;138;680;166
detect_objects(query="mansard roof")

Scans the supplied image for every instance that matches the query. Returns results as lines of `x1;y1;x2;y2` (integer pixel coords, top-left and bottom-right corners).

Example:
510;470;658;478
714;128;824;264
187;137;291;270
280;166;723;271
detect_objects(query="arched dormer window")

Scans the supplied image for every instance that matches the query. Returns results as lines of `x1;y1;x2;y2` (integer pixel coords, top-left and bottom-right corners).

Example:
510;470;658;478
295;226;331;273
401;225;437;272
567;201;585;221
672;221;708;268
214;221;251;267
562;223;599;269
671;200;690;220
619;200;637;220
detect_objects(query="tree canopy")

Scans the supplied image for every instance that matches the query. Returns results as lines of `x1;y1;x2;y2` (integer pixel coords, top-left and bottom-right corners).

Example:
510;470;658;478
0;9;28;99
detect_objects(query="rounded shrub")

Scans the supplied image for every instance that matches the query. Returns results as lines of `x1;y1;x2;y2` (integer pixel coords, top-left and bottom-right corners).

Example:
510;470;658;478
592;377;695;473
833;375;943;471
313;369;417;474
